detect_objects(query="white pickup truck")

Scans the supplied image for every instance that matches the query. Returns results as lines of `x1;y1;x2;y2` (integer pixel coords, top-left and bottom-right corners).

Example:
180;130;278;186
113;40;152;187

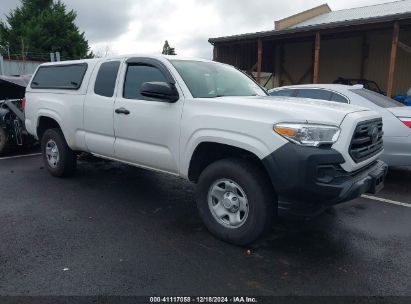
24;55;387;245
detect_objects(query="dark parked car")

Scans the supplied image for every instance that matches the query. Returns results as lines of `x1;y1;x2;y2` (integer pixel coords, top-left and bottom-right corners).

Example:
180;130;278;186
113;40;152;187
0;75;36;155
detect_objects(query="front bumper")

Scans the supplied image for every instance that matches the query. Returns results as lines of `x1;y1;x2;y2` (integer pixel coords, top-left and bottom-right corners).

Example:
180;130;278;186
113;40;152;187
262;143;388;216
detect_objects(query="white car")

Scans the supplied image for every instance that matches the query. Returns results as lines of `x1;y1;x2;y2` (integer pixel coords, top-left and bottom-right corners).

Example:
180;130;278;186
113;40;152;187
24;56;387;245
269;84;411;167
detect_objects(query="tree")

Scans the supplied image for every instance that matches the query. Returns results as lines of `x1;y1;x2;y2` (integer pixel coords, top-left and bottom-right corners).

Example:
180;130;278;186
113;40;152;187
0;0;93;61
162;40;176;55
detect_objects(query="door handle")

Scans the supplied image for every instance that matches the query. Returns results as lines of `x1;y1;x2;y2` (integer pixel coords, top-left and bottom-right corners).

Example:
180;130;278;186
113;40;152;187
115;107;130;115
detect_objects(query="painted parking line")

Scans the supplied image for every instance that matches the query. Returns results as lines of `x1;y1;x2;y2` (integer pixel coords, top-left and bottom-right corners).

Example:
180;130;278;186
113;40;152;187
0;153;41;160
362;194;411;208
1;153;410;210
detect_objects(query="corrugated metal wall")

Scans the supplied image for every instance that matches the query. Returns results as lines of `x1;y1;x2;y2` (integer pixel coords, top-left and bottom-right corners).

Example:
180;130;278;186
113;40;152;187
216;42;257;71
363;30;391;92
215;26;411;96
395;28;411;94
319;36;363;83
0;57;42;76
281;41;313;86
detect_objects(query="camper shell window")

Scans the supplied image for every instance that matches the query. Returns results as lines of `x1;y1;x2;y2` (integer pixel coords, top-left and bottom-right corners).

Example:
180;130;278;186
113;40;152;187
31;63;88;90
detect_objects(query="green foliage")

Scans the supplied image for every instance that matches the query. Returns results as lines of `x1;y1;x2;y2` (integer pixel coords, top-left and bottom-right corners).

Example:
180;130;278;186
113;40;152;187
0;0;92;60
162;40;176;56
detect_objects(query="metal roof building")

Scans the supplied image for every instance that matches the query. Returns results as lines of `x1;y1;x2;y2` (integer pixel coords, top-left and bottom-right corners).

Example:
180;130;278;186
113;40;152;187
291;1;411;28
209;0;411;96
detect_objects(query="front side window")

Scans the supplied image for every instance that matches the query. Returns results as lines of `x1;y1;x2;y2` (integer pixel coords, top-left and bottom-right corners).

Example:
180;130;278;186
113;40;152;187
31;64;87;90
296;89;332;101
123;64;167;100
170;60;266;98
94;61;120;97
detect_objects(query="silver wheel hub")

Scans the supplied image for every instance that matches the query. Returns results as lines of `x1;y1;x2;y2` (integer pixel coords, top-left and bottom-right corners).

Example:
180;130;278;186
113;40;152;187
222;192;240;212
208;179;249;229
45;139;59;168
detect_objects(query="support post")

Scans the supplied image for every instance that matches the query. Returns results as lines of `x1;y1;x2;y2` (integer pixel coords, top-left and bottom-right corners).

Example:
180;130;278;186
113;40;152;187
257;39;263;84
313;32;321;84
273;44;282;88
387;22;400;97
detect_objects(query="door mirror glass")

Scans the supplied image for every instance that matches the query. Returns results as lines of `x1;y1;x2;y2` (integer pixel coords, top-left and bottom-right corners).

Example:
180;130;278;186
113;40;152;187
140;82;179;103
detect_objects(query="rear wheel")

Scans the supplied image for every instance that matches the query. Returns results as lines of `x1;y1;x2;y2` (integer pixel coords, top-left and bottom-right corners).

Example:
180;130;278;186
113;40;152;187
0;128;8;156
196;158;276;245
41;128;77;177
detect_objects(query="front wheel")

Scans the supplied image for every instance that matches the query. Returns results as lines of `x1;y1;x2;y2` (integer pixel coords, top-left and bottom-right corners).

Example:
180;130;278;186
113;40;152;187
196;158;276;245
41;128;77;177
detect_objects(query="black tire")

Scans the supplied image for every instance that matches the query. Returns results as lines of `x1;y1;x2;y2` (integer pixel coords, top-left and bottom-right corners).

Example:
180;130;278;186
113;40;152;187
196;158;276;245
0;128;8;156
41;128;77;177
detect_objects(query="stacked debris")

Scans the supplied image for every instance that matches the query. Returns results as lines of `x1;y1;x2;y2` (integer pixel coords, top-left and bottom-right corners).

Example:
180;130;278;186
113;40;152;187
0;75;36;154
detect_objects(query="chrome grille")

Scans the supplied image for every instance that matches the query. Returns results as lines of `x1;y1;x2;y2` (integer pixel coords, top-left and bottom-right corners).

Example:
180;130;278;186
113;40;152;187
349;118;383;163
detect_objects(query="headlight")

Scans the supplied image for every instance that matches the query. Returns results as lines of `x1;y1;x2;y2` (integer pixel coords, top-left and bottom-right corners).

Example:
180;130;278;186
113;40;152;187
273;123;341;147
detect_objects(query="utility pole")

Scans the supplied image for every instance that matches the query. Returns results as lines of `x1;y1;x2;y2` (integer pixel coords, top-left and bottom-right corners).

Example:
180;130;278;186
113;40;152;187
7;44;11;60
0;55;4;75
21;38;26;63
21;38;27;75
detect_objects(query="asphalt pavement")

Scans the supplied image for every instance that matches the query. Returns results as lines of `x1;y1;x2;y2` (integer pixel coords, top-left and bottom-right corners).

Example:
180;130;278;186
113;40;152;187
0;152;410;296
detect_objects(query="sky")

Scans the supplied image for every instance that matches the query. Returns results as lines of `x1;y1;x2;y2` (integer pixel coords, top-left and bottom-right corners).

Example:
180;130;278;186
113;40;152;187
0;0;399;59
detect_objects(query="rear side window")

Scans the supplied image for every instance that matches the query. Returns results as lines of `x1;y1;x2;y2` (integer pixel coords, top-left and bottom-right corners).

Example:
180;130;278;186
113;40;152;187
269;89;296;97
296;89;332;101
94;61;120;97
350;89;404;108
330;93;349;103
31;64;87;90
123;64;167;100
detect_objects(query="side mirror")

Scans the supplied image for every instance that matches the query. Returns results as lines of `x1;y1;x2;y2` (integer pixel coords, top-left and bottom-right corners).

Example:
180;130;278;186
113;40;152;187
140;82;179;103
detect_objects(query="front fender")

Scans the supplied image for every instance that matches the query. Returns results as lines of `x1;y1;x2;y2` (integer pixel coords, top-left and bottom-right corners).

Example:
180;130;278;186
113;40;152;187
180;128;274;178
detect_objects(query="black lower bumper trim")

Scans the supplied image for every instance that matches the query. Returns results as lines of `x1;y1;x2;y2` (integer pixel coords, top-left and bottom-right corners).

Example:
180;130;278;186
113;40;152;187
262;143;388;216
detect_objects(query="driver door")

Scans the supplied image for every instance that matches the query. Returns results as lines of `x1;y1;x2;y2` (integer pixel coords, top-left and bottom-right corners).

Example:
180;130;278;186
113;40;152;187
113;58;183;174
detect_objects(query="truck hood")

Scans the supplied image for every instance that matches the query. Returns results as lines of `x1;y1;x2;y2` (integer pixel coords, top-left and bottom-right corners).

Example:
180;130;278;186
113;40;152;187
208;96;369;126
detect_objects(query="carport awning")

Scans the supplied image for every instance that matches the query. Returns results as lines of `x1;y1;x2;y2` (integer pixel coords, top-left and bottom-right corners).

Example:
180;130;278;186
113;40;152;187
209;11;411;44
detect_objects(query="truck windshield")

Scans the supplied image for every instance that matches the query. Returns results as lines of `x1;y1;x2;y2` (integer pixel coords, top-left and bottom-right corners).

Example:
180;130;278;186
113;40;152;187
170;60;267;98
